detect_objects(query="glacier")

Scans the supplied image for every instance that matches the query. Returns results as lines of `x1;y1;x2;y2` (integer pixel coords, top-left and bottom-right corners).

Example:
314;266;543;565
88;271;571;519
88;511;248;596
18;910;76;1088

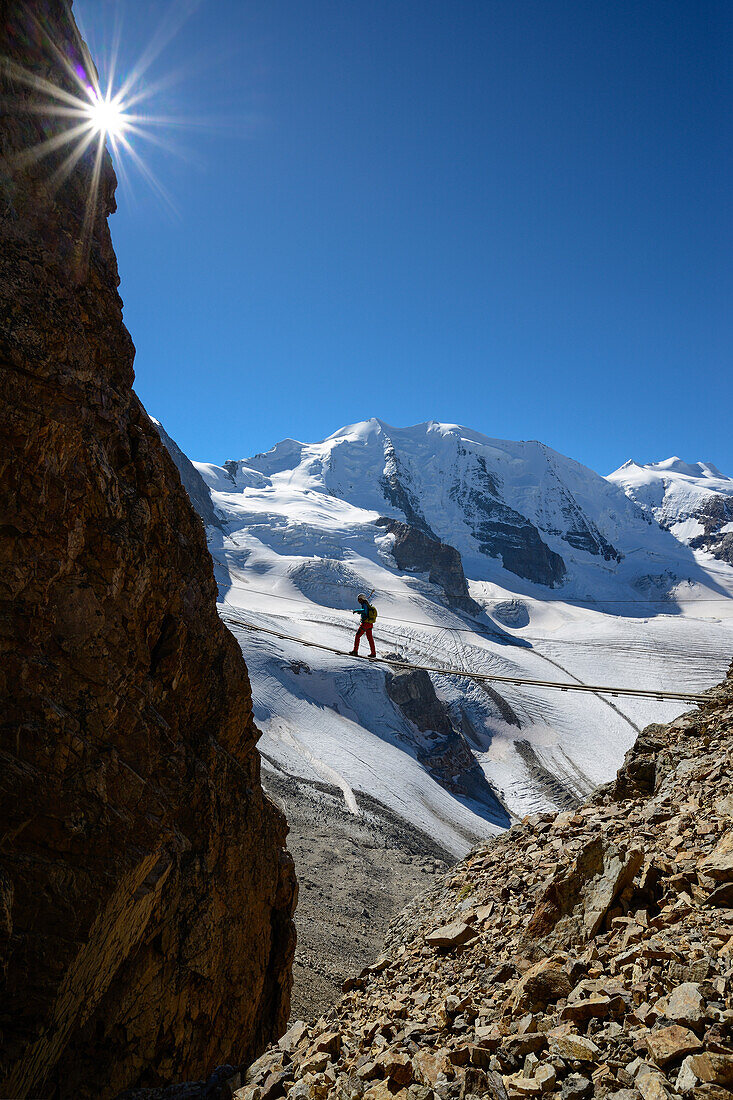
160;418;733;857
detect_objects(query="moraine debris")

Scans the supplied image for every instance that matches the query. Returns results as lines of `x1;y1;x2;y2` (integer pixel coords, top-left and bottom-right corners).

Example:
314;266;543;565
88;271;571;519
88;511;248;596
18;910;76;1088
236;662;733;1100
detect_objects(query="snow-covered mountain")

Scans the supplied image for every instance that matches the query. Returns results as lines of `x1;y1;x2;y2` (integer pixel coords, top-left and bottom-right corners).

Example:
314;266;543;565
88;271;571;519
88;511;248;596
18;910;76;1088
156;418;733;856
608;457;733;564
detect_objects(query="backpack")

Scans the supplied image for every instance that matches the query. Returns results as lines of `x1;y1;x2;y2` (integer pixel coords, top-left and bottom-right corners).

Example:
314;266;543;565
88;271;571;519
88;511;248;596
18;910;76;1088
366;603;378;624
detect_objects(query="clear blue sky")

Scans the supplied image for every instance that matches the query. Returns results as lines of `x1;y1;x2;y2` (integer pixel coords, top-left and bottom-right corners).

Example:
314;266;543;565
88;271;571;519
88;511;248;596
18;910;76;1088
76;0;732;475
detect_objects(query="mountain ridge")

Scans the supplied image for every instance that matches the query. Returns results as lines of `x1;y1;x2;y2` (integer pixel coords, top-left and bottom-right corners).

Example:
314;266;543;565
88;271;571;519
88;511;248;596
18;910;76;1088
154;415;733;1014
203;419;671;588
149;416;733;844
608;455;733;566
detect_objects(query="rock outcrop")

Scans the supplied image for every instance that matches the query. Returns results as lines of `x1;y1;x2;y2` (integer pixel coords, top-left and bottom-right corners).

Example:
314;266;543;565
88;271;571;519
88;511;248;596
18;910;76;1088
376;519;481;615
379;440;437;539
374;431;569;589
449;448;567;588
385;669;510;825
470;500;567;588
152;418;223;531
689;496;733;566
241;664;733;1100
0;5;295;1098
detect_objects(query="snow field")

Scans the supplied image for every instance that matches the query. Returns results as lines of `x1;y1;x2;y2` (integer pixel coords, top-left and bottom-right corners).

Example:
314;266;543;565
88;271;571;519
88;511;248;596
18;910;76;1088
193;421;733;855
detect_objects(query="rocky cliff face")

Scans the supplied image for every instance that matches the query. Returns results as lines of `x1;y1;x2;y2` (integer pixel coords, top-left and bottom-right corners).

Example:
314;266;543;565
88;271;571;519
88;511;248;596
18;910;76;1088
385;669;509;825
447;449;568;588
689;496;733;566
152;418;224;531
376;519;481;614
0;5;296;1098
241;665;733;1100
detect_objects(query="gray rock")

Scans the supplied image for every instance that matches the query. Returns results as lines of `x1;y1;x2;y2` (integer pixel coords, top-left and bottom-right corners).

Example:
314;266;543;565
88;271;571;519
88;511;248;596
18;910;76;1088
385;668;510;824
560;1075;593;1100
699;831;733;882
278;1019;309;1054
676;1055;700;1094
663;983;705;1030
376;517;481;613
153;418;223;530
705;881;733;907
526;836;643;943
426;920;479;948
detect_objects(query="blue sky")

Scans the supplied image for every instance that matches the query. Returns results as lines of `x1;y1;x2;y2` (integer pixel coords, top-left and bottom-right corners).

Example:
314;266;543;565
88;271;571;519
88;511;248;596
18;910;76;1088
76;0;732;475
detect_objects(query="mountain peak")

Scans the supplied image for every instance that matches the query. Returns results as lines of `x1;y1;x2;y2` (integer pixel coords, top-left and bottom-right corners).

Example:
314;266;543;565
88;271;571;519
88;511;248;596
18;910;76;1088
653;457;716;478
610;457;730;484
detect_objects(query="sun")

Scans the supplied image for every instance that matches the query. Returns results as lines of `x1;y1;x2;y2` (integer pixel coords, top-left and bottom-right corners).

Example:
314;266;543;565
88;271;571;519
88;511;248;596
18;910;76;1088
3;2;191;250
84;91;128;139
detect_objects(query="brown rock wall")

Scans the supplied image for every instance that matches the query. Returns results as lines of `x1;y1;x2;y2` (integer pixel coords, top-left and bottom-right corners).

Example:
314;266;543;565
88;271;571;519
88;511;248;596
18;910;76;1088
0;4;295;1097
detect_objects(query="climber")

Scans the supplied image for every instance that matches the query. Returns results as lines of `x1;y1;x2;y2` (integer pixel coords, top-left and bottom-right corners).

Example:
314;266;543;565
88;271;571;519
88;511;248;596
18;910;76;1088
350;593;377;658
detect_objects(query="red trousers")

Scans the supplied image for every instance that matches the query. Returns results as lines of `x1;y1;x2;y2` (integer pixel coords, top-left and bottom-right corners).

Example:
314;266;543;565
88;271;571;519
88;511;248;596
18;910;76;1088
354;622;376;656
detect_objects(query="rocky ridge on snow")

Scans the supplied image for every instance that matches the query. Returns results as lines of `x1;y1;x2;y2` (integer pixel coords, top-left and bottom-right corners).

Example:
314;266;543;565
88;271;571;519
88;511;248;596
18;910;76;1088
0;5;295;1097
151;417;224;531
385;669;510;822
236;664;733;1100
375;519;481;614
689;498;733;566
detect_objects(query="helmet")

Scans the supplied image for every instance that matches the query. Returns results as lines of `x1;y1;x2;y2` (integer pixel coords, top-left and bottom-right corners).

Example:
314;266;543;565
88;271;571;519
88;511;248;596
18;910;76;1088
357;593;367;602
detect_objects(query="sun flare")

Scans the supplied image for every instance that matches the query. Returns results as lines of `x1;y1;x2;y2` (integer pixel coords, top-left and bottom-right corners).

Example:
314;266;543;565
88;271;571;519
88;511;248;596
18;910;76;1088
84;91;128;139
2;2;195;271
